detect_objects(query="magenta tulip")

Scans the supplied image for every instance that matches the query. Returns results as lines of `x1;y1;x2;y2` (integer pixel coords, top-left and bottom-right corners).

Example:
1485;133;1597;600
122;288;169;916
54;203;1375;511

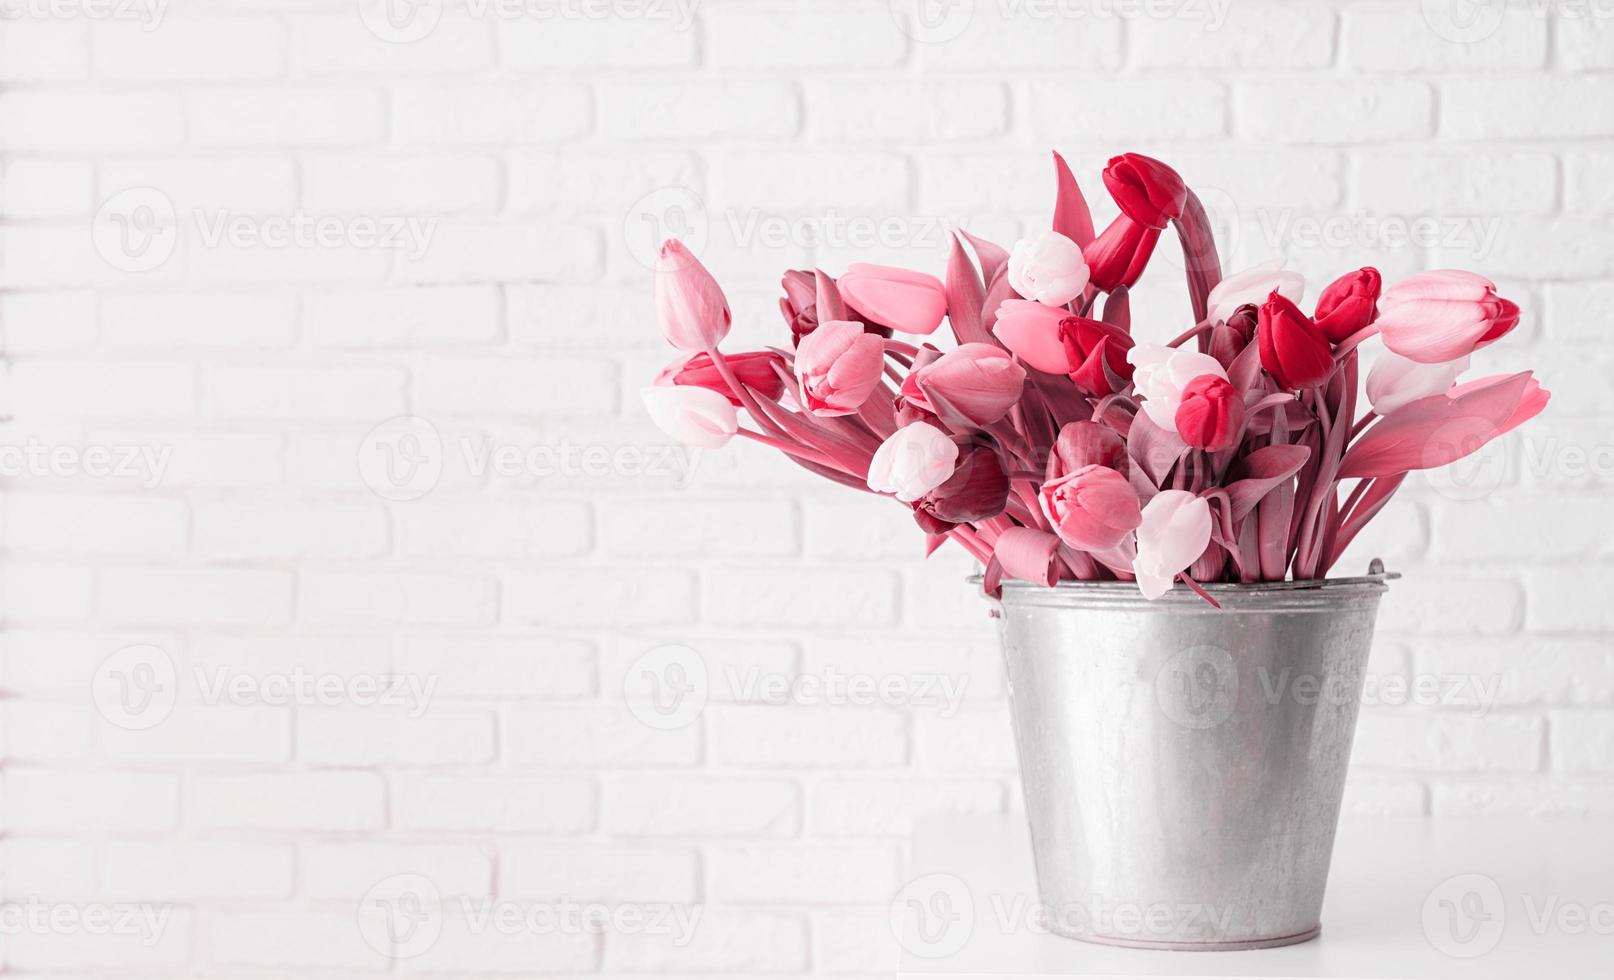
1175;375;1245;452
914;441;1010;530
794;320;886;417
657;350;787;406
1313;267;1381;343
1103;153;1187;230
1258;291;1334;390
654;239;730;352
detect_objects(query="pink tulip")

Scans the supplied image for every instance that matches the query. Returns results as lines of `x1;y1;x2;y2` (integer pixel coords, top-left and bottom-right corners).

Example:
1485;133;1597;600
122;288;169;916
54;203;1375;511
867;421;960;502
1175;375;1245;452
1258;291;1334;390
904;343;1027;426
1313;267;1381;343
641;385;738;449
1338;371;1549;479
1206;258;1304;325
1049;421;1127;478
838;263;947;335
1128;344;1229;434
992;299;1074;374
1103;153;1186;230
654;239;731;352
1377;270;1520;364
1008;230;1090;306
1040;464;1142;553
914;441;1010;530
795;320;887;417
657;350;787;406
1365;350;1468;415
1132;490;1213;599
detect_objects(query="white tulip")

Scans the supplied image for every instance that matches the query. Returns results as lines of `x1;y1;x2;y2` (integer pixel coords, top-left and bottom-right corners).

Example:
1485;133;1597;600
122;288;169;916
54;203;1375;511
1007;231;1090;307
642;385;738;450
1206;258;1305;324
1366;350;1469;415
866;421;959;503
1127;345;1229;434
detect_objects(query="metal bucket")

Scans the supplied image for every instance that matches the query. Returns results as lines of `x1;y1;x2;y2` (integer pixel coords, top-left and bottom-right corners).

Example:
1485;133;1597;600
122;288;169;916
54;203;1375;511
991;571;1390;951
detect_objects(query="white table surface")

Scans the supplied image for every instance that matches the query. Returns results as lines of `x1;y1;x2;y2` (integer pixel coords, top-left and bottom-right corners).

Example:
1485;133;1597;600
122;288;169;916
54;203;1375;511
897;814;1613;979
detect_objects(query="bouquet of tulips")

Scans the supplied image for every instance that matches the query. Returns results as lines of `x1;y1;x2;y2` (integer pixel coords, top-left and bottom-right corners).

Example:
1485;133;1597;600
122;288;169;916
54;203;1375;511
643;152;1549;603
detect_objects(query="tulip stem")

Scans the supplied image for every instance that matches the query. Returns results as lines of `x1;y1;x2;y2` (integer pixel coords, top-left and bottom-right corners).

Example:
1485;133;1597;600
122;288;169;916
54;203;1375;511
736;428;837;468
1332;323;1381;359
707;346;789;441
1349;411;1377;441
1165;319;1212;348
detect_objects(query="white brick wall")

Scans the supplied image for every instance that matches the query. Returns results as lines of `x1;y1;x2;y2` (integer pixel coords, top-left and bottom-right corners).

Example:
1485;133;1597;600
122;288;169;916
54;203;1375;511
1;0;1611;975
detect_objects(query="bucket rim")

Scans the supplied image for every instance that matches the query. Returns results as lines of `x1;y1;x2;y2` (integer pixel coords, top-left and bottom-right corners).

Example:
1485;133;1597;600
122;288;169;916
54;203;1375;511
974;562;1396;610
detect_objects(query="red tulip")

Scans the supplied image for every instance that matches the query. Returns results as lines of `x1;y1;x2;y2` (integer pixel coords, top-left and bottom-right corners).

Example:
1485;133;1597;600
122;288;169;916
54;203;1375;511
1376;270;1520;364
1058;315;1135;397
1040;463;1142;553
904;343;1027;427
657;351;787;406
1082;215;1161;292
654;239;730;352
1102;153;1187;230
837;263;947;336
1313;267;1382;344
914;441;1010;531
1258;291;1334;389
1175;374;1245;452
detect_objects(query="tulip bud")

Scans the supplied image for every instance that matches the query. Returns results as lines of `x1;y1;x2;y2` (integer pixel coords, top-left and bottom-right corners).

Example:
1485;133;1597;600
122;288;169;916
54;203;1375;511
1128;344;1229;433
1206;258;1305;325
1313;268;1381;344
1174;375;1245;452
1082;215;1162;292
1365;350;1469;415
1208;304;1258;369
838;263;948;335
1258;291;1334;390
1102;153;1187;230
1376;270;1520;364
1132;489;1212;600
1058;315;1135;397
867;421;959;503
903;343;1026;427
654;239;731;352
914;440;1010;530
1040;463;1142;553
1049;421;1127;479
641;385;738;449
1007;231;1091;307
780;269;885;347
794;320;887;417
657;350;787;406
